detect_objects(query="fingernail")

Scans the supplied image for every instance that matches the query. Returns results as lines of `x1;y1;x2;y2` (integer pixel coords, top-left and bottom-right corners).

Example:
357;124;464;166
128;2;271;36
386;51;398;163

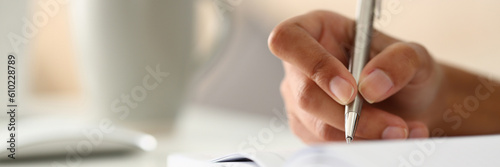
359;69;393;103
382;126;408;139
329;76;354;105
409;128;429;138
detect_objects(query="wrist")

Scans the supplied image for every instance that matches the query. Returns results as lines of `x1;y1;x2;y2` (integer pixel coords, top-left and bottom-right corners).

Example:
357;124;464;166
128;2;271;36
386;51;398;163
431;63;500;136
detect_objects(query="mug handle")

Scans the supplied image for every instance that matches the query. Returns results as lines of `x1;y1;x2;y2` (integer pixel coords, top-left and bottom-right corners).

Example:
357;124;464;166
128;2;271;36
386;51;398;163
187;0;237;80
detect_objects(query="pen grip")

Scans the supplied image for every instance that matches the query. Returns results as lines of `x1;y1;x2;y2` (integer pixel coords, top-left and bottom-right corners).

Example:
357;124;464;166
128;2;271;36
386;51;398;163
345;0;376;114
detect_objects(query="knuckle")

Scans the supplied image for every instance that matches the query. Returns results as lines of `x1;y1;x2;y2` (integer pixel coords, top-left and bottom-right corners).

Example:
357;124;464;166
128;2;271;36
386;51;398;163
407;42;432;67
393;42;422;69
314;120;335;141
309;55;332;84
268;22;295;57
296;80;317;111
406;42;434;83
407;42;428;55
269;9;335;57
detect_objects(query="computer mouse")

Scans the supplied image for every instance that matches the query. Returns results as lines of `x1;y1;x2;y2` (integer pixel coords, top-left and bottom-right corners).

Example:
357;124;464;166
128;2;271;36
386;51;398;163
0;115;157;160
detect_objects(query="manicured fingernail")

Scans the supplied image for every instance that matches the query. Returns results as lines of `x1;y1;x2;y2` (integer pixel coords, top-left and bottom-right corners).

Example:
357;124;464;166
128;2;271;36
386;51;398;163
382;126;408;139
359;69;393;103
329;76;354;105
409;128;429;138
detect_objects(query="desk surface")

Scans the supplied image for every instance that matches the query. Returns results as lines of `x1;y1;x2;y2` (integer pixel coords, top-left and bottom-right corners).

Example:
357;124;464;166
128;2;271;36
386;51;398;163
2;104;304;167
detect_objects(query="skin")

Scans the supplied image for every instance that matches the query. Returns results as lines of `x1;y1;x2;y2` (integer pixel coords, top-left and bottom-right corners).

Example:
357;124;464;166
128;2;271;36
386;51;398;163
268;10;500;144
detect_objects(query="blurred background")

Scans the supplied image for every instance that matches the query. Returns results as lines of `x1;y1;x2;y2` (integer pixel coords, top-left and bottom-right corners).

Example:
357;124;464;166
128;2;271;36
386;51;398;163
1;0;499;165
26;0;500;128
30;0;500;117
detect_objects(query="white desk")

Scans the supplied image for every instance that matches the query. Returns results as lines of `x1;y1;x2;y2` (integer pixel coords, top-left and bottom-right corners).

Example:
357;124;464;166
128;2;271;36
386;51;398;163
1;104;304;167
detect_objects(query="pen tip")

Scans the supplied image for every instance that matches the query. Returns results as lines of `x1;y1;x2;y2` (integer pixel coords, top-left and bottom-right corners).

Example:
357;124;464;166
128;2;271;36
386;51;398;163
346;136;352;144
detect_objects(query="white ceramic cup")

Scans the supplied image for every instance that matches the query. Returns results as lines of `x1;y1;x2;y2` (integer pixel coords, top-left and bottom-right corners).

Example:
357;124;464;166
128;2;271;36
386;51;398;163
70;0;229;132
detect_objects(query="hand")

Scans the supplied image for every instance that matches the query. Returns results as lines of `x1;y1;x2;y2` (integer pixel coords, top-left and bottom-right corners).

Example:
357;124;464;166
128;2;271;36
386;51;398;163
268;10;447;143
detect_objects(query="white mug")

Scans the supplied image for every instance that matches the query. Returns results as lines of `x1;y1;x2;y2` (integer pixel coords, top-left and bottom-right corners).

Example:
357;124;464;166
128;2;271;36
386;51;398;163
70;0;230;132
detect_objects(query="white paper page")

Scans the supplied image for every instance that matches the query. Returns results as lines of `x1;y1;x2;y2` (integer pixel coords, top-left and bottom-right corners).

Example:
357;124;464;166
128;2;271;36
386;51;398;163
168;135;500;167
285;135;500;167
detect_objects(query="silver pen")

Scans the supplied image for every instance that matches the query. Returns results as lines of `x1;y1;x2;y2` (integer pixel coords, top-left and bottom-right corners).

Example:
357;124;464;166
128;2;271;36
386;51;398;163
345;0;379;143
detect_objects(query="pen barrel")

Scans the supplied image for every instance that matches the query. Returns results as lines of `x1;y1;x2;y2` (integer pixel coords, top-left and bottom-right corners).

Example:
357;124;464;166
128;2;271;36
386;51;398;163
352;0;375;84
345;0;376;115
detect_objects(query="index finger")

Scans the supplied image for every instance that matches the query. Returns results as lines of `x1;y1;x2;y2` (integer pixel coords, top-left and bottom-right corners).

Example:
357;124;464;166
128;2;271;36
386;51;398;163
268;11;357;105
268;10;400;105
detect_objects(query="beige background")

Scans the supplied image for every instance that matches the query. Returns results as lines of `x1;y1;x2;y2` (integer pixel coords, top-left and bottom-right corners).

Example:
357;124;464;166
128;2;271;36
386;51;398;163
32;0;500;113
247;0;500;76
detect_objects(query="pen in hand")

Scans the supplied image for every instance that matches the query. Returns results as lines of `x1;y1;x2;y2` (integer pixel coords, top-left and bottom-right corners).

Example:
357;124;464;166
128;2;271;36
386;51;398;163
345;0;378;143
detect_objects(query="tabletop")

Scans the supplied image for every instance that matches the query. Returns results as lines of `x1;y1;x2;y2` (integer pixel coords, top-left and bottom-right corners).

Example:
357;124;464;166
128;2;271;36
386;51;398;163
1;104;305;167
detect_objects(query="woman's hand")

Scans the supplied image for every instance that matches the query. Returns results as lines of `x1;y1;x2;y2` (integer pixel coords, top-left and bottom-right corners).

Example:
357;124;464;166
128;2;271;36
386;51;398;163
267;10;498;143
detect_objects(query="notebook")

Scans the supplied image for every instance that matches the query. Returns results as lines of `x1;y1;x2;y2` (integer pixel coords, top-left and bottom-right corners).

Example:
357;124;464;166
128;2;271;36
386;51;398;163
167;134;500;167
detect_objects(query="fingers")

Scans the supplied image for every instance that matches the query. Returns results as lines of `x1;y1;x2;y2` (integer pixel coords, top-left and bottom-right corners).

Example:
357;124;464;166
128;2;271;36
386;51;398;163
281;72;344;143
273;10;434;143
359;42;433;103
287;111;327;144
293;102;347;141
283;63;409;140
288;110;345;143
407;121;430;138
283;73;359;143
268;11;356;105
268;11;405;106
282;75;333;143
